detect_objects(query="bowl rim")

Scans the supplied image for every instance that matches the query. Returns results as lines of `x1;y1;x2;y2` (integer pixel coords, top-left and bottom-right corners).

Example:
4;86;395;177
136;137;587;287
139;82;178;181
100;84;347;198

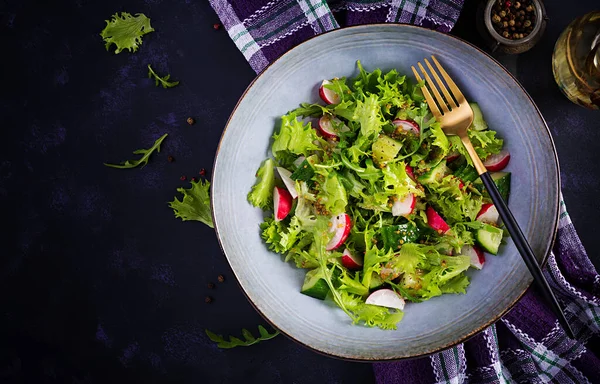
210;23;561;361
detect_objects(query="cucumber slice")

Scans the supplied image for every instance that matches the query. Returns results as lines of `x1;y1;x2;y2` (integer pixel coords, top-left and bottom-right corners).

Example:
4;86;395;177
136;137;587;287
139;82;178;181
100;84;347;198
369;272;384;289
290;159;315;181
300;269;330;300
473;172;511;203
475;224;503;255
491;172;511;203
454;163;479;183
417;159;448;184
380;222;420;251
372;135;402;164
469;103;488;131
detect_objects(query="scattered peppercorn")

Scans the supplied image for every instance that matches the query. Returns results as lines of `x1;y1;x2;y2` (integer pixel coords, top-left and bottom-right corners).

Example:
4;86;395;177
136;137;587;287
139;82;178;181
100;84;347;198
180;175;187;181
218;274;225;283
208;282;215;289
213;23;221;30
167;155;175;163
199;168;206;176
491;0;535;40
205;296;213;303
191;177;197;182
187;117;195;125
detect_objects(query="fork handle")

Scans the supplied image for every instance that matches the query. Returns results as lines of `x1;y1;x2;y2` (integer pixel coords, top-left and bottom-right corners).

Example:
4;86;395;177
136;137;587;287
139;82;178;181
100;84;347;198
480;172;575;339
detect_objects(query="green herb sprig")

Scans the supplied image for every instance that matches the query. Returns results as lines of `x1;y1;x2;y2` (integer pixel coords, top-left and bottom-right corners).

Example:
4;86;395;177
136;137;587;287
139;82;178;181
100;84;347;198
104;133;168;169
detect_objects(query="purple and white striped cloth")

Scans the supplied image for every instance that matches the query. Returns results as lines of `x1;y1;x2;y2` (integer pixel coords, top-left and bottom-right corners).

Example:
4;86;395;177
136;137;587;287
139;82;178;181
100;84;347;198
209;0;464;73
209;1;600;382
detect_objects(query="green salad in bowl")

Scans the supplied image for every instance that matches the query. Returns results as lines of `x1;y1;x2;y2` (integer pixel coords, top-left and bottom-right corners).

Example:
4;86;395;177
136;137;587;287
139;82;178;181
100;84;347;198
246;62;512;330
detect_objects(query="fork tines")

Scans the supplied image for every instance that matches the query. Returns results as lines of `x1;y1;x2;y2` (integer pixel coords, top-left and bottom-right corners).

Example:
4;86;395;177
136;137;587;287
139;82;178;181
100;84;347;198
411;56;466;117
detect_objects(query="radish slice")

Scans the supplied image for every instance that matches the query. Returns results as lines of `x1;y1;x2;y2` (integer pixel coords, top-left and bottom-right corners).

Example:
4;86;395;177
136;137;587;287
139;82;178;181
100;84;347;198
461;245;485;270
392;119;420;135
451;176;465;190
445;151;460;162
276;167;298;199
326;213;352;251
405;165;415;181
476;203;499;225
273;187;293;222
426;206;450;234
318;115;349;139
392;193;416;217
366;289;406;310
319;80;341;104
293;156;306;168
483;149;510;172
341;248;363;270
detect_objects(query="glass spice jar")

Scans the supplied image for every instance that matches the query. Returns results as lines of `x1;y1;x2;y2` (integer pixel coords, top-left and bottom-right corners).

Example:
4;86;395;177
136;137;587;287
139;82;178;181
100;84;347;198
482;0;547;54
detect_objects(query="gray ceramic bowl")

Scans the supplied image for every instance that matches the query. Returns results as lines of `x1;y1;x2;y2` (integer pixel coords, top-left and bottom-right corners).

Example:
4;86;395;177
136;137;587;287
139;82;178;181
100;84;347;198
211;24;559;361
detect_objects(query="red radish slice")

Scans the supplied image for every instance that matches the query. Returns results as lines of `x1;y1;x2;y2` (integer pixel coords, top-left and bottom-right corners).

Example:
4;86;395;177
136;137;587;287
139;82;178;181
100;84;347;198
452;176;465;190
405;165;415;181
276;167;298;199
476;204;499;225
273;187;293;222
365;289;406;310
326;213;352;251
319;80;341;104
341;248;363;270
461;245;485;270
445;151;460;162
426;206;450;234
392;193;416;217
483;149;510;171
318;115;349;139
392;119;420;135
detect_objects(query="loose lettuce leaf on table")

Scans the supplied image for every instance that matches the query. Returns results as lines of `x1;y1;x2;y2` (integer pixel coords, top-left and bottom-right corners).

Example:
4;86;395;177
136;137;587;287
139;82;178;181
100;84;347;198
168;179;213;228
100;12;154;54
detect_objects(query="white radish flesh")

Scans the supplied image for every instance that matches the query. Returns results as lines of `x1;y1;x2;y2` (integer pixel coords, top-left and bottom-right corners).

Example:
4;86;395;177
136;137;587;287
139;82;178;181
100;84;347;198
366;289;406;310
341;248;363;270
392;193;416;217
326;213;352;251
276;167;298;199
319;80;341;104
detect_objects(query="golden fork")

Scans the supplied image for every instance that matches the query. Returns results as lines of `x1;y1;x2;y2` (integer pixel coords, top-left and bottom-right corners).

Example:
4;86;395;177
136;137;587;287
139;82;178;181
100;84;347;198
412;56;575;339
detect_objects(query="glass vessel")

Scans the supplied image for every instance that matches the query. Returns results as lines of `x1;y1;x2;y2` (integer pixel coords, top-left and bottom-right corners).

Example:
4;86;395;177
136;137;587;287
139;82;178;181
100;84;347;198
552;11;600;110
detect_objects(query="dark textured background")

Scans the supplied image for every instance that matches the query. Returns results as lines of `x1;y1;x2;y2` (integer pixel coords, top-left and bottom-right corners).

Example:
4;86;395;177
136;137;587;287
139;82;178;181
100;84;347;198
1;0;598;382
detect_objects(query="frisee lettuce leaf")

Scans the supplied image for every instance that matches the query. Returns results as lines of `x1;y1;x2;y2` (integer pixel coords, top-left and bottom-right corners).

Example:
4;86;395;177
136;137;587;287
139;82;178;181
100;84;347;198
168;179;213;228
104;133;167;169
205;325;279;349
147;64;179;88
100;12;154;54
272;112;323;161
248;158;275;210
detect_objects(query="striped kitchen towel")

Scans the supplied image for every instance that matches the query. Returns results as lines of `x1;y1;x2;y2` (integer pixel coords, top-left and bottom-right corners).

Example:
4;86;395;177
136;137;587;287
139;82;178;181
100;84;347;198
374;195;600;383
208;0;464;73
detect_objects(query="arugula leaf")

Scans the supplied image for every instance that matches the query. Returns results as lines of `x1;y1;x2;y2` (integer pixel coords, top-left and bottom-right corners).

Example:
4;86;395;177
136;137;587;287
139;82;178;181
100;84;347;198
104;133;167;169
205;325;279;349
248;158;275;210
168;179;213;228
148;64;180;88
100;12;154;54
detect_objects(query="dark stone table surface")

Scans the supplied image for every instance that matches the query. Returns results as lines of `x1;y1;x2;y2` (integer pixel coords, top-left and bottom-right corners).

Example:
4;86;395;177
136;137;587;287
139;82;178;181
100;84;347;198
1;0;598;382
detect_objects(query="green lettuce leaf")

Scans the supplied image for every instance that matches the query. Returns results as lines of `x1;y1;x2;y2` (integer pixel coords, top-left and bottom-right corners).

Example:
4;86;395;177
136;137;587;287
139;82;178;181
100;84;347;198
469;130;503;160
426;175;483;224
272;113;322;161
248;158;275;210
100;12;154;54
315;171;348;215
338;291;404;330
168;179;213;228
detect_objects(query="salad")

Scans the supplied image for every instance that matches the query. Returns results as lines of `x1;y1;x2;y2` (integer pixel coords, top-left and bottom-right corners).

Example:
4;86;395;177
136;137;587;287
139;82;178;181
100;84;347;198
247;62;511;330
